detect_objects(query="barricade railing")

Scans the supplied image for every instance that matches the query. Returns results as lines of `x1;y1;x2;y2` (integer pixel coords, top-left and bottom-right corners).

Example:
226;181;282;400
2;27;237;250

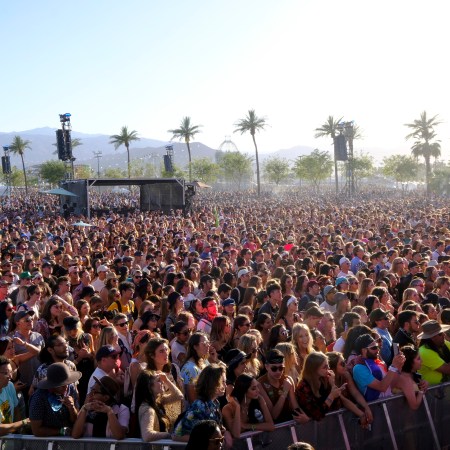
1;382;449;450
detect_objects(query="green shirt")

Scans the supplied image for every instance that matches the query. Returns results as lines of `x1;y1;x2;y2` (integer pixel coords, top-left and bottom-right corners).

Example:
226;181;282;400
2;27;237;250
419;341;450;385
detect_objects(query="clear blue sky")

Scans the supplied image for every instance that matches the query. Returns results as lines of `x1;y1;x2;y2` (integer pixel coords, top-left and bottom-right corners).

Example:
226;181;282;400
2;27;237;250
2;0;450;160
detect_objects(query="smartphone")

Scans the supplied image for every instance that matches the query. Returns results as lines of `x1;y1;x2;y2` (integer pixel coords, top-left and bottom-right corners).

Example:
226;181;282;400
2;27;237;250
393;343;400;356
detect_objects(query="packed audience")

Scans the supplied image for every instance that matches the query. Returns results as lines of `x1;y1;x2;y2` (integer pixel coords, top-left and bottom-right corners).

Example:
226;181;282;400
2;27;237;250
0;187;449;449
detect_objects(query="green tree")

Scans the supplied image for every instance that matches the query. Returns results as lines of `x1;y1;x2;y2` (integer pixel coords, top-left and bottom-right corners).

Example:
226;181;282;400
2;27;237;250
351;151;374;187
263;156;290;185
191;158;220;184
129;160;158;178
405;111;442;195
382;155;420;189
161;163;187;179
75;165;93;179
109;126;140;179
9;135;31;194
39;160;66;185
293;149;333;191
10;166;25;187
104;167;126;178
234;109;267;196
219;151;253;189
430;164;450;196
168;117;202;182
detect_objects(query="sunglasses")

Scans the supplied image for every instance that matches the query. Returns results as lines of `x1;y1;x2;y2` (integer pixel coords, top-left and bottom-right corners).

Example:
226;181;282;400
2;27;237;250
269;365;285;372
367;344;379;350
179;330;191;336
91;324;101;329
117;322;128;327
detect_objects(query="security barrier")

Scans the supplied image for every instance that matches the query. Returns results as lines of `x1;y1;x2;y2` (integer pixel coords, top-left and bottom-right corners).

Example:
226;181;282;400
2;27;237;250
1;382;449;450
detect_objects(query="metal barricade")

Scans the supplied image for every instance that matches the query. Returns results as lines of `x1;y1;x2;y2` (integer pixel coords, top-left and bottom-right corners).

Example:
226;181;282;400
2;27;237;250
1;383;450;450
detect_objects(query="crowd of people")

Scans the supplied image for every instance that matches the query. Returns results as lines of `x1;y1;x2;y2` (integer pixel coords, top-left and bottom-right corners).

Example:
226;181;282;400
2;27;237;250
0;186;449;449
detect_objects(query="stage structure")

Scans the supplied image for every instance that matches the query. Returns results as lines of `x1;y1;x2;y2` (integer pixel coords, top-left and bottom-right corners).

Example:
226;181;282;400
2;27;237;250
60;178;190;218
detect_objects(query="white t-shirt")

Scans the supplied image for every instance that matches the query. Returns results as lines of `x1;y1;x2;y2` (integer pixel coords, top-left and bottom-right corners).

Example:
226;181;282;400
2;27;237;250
87;367;109;395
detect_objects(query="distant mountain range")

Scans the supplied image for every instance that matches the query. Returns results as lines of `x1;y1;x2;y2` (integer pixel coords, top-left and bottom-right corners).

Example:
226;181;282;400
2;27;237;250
0;128;318;173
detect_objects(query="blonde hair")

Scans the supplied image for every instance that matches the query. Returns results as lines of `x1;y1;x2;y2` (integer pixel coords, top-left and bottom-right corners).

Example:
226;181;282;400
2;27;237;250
238;333;261;377
402;288;418;303
291;323;313;357
275;342;299;384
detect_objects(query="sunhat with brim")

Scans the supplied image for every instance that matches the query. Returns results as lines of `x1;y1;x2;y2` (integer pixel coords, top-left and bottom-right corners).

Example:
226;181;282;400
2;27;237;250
417;320;450;340
93;375;120;399
37;362;81;389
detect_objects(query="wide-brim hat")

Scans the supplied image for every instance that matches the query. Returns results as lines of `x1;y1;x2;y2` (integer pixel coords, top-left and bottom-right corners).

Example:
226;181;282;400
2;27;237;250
93;376;119;399
418;320;450;340
37;362;81;389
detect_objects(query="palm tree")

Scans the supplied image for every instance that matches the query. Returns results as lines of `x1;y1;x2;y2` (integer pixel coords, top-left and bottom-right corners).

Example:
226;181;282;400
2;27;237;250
109;126;140;178
314;116;343;194
405;111;442;195
9;136;31;194
234;109;267;196
168;117;202;182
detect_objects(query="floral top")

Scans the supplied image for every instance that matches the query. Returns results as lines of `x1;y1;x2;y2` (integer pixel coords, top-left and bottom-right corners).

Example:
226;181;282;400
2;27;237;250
180;359;208;385
173;399;221;437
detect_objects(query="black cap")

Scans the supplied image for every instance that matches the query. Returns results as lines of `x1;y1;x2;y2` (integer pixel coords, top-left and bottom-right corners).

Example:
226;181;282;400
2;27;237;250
63;316;80;330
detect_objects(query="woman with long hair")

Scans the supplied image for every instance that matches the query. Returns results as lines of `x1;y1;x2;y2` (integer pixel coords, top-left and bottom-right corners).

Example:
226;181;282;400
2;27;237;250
327;351;373;425
98;326;121;352
231;314;251;348
180;332;210;404
136;371;183;441
144;337;184;427
280;274;295;297
75;300;91;325
295;352;366;422
173;364;229;444
238;333;262;378
391;345;428;409
210;316;231;360
275;342;300;385
254;313;273;351
268;324;289;350
241;287;257;309
0;300;14;337
402;288;420;304
371;286;395;314
83;317;102;352
223;373;274;438
291;323;313;373
357;278;375;306
275;295;300;333
34;296;64;342
63;316;95;405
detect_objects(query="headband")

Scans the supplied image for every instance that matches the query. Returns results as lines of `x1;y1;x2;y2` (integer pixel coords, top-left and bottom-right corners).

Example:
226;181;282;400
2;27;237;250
287;296;297;307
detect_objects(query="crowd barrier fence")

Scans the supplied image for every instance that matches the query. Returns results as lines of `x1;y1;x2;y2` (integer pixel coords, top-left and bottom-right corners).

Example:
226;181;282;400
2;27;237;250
1;382;449;450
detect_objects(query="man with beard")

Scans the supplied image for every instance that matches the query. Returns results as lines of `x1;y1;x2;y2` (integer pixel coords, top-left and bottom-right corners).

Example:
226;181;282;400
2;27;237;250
352;334;405;402
30;335;79;406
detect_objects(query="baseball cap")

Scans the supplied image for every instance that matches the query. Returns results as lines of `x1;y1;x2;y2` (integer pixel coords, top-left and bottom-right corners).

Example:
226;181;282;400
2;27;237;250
323;285;336;297
97;265;109;273
19;271;32;280
339;257;351;265
221;298;236;307
14;310;35;324
68;266;79;274
96;345;120;362
369;308;390;323
237;268;251;278
354;334;376;354
335;277;349;287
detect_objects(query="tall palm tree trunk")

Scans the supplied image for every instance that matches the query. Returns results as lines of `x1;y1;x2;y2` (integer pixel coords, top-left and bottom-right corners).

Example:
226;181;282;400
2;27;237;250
186;140;192;182
21;154;28;195
126;144;131;179
252;134;261;196
425;156;431;196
